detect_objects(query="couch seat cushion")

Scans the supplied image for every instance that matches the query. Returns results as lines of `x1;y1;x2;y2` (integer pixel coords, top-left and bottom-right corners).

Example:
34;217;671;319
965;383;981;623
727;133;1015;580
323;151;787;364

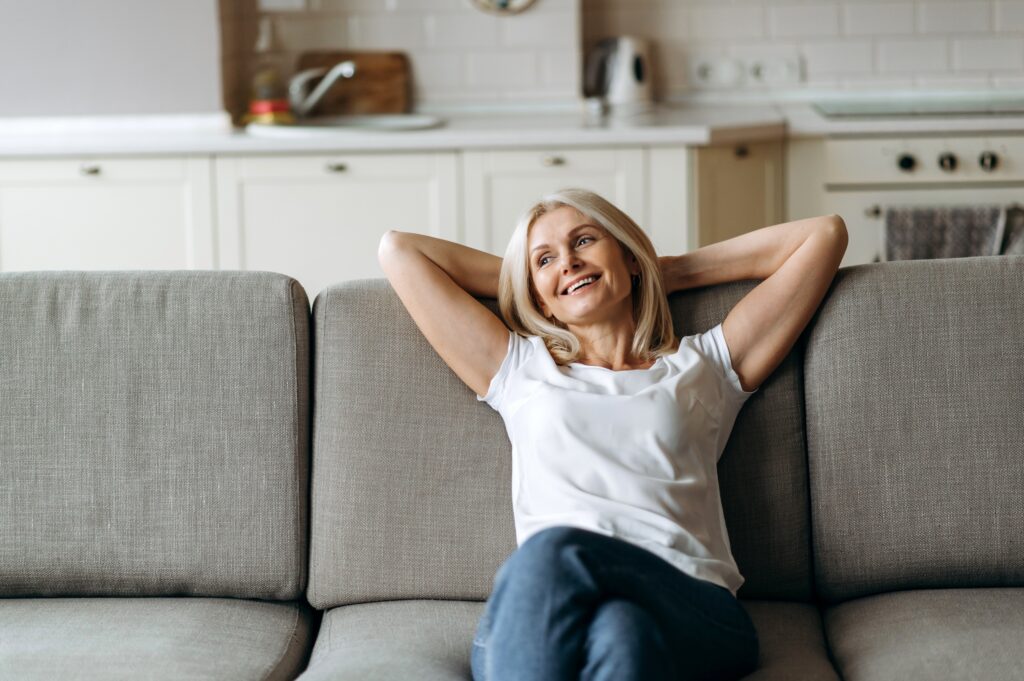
295;599;837;680
297;600;478;681
0;597;315;681
743;601;840;680
824;588;1024;680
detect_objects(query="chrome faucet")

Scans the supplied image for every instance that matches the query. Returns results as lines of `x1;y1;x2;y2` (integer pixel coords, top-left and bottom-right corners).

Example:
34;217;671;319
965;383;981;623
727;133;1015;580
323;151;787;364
288;61;356;118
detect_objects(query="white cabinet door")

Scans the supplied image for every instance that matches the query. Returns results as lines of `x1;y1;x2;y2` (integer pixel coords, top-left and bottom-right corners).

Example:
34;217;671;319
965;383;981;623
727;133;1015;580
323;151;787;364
462;147;646;256
0;157;213;271
215;152;458;298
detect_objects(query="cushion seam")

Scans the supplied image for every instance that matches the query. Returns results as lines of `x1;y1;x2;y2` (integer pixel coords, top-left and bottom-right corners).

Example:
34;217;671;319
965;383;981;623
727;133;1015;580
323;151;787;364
290;279;302;600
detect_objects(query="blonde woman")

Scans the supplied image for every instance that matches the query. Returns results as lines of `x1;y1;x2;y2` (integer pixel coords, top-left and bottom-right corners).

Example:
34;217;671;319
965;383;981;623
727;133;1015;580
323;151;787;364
378;188;848;681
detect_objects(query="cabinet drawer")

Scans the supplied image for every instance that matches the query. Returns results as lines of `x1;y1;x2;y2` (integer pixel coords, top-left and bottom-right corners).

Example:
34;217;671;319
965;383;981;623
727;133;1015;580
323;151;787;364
462;147;646;253
0;157;189;183
226;152;445;181
466;148;627;174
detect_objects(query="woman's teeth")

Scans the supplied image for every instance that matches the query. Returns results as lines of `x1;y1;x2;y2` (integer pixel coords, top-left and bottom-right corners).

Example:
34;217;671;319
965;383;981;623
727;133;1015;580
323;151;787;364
566;276;598;294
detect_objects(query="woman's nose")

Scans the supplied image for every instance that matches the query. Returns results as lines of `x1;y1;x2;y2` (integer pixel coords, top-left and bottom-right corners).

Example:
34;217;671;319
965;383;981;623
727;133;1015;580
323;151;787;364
559;253;582;271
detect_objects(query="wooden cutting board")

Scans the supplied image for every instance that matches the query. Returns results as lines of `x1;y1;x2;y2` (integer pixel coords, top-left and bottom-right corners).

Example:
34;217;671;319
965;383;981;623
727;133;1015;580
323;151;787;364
295;51;411;115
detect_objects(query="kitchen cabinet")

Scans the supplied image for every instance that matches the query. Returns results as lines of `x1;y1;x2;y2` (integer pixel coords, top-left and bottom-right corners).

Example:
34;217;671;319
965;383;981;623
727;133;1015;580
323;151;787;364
0;157;213;272
691;139;784;248
463;147;645;254
0;138;783;294
214;152;458;297
463;145;690;259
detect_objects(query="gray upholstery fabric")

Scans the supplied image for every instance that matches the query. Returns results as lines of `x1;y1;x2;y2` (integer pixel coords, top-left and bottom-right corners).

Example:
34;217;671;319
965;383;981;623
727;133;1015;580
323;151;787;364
309;278;812;607
0;597;316;681
743;601;840;681
0;271;310;600
297;600;479;680
672;282;813;602
309;280;515;608
824;588;1024;681
805;257;1024;603
295;599;835;681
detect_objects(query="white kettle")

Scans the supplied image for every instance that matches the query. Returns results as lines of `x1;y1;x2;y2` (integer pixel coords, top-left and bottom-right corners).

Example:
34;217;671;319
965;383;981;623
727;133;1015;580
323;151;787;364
584;36;654;113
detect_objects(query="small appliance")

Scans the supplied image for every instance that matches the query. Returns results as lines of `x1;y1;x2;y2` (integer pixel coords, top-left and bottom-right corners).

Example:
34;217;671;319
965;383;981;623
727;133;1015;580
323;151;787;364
583;36;654;114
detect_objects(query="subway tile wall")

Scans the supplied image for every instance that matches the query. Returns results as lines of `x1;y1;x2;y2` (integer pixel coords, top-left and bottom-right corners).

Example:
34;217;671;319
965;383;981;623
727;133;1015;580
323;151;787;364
586;0;1024;97
223;0;1024;121
221;0;581;121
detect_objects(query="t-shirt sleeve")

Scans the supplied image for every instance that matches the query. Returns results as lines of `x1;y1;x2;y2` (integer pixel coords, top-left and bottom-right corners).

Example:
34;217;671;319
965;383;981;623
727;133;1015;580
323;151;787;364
696;322;758;404
476;331;535;411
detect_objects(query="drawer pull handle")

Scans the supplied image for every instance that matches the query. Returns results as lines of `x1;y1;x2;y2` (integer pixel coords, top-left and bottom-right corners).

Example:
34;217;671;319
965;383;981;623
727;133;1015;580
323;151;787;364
542;156;566;167
325;162;348;173
79;164;101;176
865;204;882;219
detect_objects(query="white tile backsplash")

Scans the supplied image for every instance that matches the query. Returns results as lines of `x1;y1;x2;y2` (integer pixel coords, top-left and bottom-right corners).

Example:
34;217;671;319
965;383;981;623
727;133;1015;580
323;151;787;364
769;5;840;39
843;4;915;36
918;2;991;33
802;41;873;76
690;6;764;40
996;2;1024;31
231;0;1024;113
878;39;948;73
953;37;1024;70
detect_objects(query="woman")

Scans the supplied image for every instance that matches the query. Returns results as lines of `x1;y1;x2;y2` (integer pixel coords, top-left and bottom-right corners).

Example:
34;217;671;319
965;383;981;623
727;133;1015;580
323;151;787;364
378;189;848;681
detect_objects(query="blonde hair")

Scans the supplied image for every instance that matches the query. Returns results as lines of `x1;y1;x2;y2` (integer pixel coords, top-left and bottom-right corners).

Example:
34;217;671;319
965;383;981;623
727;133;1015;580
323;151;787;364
497;188;677;365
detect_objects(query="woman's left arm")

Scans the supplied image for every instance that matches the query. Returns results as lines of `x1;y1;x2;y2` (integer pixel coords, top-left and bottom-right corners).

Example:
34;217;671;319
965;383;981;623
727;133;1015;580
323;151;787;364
659;215;848;392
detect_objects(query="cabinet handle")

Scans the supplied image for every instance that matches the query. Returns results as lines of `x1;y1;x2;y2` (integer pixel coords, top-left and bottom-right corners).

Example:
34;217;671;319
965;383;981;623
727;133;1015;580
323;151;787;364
542;156;566;167
865;204;882;219
79;164;101;176
325;162;348;173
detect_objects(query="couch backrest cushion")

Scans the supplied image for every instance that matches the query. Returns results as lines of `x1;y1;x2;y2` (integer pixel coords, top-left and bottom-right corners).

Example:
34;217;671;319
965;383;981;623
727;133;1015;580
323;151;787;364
308;279;812;608
675;282;813;601
806;257;1024;603
0;271;309;600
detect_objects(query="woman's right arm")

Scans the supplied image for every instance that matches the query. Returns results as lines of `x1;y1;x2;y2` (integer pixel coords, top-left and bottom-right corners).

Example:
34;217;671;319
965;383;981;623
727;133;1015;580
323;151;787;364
377;231;511;398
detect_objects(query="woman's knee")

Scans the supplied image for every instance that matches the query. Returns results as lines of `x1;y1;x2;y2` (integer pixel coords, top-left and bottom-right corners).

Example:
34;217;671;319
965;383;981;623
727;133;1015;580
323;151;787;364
495;526;592;582
583;600;671;681
588;599;663;651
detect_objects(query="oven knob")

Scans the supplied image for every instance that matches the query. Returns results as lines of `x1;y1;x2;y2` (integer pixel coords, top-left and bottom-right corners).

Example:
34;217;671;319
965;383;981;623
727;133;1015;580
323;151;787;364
897;154;916;172
938;152;958;172
979;151;999;172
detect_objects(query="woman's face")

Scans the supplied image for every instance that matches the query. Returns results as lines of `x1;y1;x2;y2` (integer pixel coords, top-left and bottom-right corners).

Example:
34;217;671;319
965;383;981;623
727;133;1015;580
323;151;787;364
527;206;639;326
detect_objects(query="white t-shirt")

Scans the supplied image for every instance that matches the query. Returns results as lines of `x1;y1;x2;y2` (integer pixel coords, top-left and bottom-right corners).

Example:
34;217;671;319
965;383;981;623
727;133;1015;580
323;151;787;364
477;323;756;596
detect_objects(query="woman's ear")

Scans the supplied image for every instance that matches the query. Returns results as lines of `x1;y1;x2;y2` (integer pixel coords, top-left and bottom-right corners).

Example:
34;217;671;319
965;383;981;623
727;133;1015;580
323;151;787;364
629;254;641;276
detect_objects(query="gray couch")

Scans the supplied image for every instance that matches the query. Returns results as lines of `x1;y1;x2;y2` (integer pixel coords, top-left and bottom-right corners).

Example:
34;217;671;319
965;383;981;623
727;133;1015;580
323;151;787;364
2;257;1022;680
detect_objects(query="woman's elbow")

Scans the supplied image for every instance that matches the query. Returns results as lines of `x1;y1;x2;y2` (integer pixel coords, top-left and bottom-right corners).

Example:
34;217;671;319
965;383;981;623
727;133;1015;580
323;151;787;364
378;230;406;262
823;214;849;251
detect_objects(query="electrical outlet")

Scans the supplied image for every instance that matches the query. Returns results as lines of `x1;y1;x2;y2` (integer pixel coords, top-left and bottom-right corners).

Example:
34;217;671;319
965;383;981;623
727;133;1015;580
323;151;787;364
690;56;745;89
747;55;803;86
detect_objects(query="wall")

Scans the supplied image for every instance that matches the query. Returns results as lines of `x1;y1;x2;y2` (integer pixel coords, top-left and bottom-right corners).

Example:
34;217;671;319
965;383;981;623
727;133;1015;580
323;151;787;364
585;0;1024;100
0;0;223;118
225;0;1024;122
222;0;581;122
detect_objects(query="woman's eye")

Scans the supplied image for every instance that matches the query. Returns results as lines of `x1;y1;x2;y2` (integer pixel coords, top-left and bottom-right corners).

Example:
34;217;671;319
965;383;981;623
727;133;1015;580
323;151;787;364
539;256;550;267
577;236;592;246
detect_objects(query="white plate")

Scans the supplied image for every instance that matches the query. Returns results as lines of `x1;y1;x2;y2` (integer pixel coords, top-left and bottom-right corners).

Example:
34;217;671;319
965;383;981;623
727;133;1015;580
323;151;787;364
246;114;444;137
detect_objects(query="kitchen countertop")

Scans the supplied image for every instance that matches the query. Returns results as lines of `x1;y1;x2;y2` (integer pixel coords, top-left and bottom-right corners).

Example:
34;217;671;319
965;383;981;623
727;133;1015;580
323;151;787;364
1;100;1022;158
0;105;785;158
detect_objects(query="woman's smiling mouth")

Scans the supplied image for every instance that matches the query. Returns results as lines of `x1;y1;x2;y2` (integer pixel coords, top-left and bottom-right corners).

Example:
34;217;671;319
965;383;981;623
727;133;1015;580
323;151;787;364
563;274;601;295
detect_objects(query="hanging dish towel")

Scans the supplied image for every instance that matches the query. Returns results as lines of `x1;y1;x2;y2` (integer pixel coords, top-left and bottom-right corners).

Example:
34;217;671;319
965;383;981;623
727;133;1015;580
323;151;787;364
885;205;1004;260
997;204;1024;255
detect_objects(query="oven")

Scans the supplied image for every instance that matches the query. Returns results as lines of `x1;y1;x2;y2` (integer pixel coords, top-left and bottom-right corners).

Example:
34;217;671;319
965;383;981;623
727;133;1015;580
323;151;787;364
822;134;1024;268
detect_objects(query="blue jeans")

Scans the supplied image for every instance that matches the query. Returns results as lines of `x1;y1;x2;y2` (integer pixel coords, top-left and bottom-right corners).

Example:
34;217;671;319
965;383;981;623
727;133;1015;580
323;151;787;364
471;526;759;681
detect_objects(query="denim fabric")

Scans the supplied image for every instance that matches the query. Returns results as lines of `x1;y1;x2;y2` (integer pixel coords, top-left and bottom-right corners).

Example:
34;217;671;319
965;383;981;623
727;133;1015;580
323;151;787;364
471;527;759;681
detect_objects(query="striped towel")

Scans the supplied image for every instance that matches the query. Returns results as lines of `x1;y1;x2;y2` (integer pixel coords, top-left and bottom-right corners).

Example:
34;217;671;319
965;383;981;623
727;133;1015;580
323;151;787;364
997;204;1024;255
885;205;1005;260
